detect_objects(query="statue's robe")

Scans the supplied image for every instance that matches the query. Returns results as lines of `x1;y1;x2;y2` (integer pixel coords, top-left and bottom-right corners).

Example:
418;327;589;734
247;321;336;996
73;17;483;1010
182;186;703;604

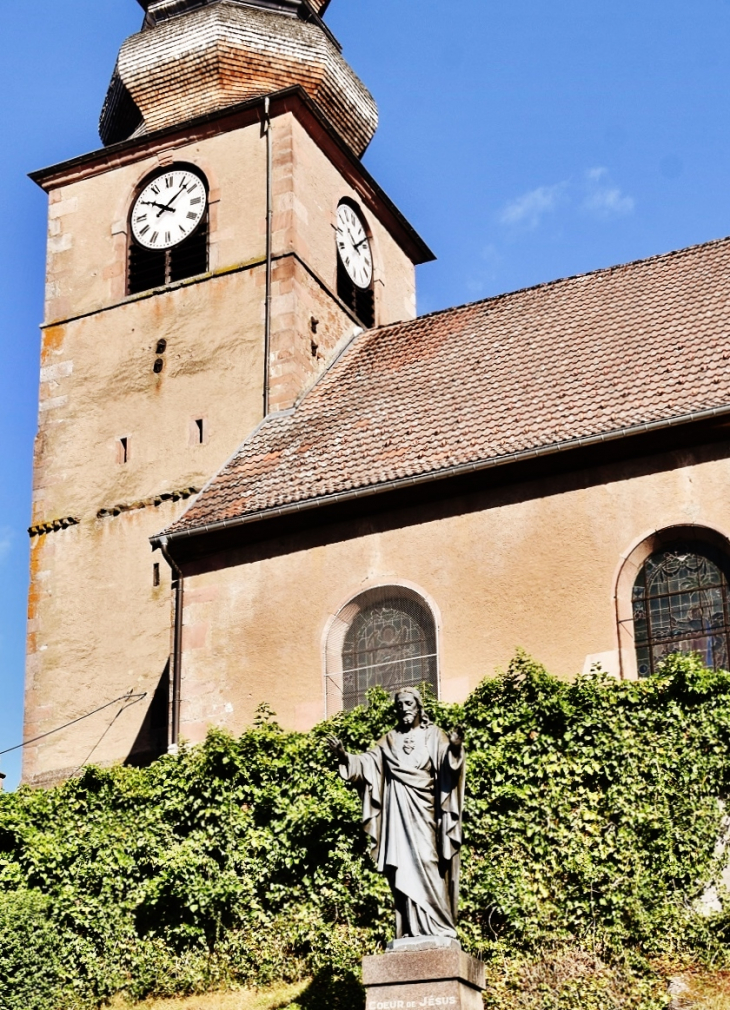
340;723;465;938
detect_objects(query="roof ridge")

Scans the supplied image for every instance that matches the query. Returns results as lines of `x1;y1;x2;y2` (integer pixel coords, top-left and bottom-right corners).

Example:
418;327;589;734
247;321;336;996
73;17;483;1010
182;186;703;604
289;324;366;410
375;232;730;334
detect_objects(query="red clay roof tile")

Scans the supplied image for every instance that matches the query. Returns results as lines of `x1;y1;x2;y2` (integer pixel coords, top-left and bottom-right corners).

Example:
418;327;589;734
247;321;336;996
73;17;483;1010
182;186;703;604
162;236;730;537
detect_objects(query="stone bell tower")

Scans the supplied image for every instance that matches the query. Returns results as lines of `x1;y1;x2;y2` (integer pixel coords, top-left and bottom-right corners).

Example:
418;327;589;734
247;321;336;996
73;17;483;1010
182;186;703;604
23;0;433;786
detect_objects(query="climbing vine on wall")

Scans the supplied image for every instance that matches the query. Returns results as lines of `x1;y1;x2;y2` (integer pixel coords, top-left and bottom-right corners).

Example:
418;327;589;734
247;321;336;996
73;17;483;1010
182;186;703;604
2;652;730;1010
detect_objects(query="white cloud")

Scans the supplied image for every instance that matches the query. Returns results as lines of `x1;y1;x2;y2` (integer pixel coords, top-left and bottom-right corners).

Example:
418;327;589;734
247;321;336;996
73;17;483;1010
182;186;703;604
582;167;635;218
498;182;566;229
498;169;635;232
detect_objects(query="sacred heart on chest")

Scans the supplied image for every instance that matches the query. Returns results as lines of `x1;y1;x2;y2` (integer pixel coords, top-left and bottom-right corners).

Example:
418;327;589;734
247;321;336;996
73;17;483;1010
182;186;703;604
403;735;415;755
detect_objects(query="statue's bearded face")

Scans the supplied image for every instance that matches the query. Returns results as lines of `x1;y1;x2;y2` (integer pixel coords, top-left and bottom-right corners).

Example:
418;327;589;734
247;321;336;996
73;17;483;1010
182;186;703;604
395;692;420;728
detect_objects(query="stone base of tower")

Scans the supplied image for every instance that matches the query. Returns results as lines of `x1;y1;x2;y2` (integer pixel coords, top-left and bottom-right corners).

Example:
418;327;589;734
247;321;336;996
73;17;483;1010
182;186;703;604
362;938;485;1010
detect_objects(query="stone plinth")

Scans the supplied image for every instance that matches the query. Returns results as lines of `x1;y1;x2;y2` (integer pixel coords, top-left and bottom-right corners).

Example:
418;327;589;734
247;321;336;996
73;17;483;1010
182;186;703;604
363;938;485;1010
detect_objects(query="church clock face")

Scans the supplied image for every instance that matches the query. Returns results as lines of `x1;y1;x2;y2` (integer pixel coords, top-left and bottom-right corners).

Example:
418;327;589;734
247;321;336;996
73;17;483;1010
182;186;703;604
336;203;373;290
131;169;207;251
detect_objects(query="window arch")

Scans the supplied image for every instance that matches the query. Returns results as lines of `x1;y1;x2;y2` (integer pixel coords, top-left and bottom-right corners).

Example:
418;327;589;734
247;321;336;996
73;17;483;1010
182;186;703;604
127;164;209;295
324;586;439;712
631;540;730;677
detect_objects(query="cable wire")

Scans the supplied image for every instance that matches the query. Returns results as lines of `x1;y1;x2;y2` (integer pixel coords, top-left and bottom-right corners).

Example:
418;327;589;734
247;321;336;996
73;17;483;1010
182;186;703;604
74;694;145;774
0;691;147;757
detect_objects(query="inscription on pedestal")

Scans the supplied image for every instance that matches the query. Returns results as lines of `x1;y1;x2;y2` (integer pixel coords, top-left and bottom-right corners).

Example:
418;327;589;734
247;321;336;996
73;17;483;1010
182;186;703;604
363;945;485;1010
367;996;458;1009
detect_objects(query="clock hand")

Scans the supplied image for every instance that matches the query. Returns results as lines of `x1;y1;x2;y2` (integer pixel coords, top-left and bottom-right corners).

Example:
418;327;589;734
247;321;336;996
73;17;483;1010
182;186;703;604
156;185;188;217
140;200;170;212
354;237;369;251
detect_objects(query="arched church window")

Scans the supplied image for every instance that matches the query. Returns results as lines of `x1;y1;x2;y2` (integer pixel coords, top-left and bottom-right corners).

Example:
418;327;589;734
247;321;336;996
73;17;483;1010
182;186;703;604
335;199;375;328
127;165;209;296
341;592;438;710
632;542;730;677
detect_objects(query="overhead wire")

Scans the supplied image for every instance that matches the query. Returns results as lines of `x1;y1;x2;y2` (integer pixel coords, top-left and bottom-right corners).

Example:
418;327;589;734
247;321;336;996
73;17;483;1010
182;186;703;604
74;694;147;774
0;691;148;758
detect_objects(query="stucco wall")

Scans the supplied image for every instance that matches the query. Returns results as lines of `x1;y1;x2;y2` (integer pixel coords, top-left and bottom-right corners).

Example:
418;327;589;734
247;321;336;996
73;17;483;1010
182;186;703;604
25;265;268;784
35;272;266;525
175;445;730;741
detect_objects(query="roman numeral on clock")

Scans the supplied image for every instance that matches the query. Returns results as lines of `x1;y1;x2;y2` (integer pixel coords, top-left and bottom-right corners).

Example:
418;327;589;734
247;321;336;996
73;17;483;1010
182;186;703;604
132;169;207;251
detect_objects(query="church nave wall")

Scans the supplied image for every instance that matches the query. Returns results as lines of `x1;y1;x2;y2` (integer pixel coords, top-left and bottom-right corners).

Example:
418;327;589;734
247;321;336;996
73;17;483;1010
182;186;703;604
173;443;730;739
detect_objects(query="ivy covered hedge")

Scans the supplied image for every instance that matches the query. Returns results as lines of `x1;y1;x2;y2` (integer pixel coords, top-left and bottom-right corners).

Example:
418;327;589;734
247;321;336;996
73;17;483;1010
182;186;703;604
3;652;730;1009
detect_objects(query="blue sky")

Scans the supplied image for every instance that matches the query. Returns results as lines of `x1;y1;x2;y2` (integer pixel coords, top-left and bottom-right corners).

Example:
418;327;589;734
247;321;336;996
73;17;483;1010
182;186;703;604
3;0;730;788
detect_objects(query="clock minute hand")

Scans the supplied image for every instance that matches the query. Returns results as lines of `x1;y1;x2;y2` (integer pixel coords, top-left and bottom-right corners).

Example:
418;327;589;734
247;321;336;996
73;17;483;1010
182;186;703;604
156;184;187;217
354;237;369;251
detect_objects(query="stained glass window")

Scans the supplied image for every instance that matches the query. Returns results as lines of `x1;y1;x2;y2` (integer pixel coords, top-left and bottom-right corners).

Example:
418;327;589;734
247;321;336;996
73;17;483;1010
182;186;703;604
342;597;438;710
632;543;730;677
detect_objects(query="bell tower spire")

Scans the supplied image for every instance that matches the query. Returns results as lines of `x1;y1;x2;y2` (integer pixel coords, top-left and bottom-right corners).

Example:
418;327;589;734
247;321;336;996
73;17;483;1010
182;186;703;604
103;0;365;150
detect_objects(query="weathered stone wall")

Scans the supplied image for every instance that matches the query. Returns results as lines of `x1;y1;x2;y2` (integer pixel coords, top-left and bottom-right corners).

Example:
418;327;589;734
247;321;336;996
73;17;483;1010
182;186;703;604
289;115;417;329
26;267;268;786
266;114;417;410
43;124;267;322
25;107;420;785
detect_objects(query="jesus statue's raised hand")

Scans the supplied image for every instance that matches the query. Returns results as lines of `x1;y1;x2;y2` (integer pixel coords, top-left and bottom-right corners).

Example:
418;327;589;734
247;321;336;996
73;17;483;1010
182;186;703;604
326;734;348;763
449;725;465;755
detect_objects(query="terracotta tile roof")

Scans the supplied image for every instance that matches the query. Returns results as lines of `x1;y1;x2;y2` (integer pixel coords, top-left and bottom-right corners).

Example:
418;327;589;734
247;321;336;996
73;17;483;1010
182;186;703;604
162;236;730;537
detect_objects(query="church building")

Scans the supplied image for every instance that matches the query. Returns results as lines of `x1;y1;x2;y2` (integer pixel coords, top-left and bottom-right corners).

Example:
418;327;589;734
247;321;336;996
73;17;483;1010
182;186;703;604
23;0;730;785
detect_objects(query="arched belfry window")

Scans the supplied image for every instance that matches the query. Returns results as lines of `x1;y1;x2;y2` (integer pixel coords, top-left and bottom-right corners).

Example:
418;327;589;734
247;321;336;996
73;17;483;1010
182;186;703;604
325;587;439;713
335;199;375;329
128;165;209;296
632;542;730;677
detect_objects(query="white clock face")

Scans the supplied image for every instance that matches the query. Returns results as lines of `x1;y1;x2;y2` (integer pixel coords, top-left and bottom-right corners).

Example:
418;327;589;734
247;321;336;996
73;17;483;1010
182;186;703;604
131;169;207;251
336;203;373;290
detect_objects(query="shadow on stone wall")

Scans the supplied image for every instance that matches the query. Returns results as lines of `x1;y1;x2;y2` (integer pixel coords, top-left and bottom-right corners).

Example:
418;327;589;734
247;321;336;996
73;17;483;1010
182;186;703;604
125;661;170;767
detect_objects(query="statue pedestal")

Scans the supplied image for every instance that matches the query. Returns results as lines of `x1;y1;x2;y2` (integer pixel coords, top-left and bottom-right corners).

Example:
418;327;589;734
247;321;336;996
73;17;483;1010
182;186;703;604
362;938;485;1010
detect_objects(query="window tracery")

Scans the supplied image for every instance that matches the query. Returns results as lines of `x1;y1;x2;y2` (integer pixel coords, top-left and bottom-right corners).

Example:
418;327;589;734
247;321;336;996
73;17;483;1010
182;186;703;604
328;589;438;711
342;597;437;709
632;543;730;677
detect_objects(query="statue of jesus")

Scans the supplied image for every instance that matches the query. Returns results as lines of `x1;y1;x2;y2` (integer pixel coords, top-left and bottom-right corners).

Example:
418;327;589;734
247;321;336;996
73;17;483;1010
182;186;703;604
327;688;465;939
